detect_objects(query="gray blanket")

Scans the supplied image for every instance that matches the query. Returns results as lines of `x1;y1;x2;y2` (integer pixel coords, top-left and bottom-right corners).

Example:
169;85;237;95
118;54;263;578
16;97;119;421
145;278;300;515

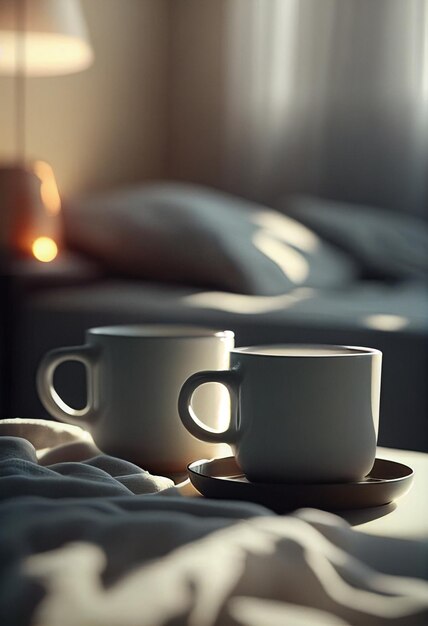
0;420;427;626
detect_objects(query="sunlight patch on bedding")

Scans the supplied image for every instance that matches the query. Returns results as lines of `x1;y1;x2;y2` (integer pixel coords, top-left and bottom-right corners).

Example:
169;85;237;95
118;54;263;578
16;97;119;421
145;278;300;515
251;211;320;252
230;597;348;626
363;314;409;332
183;288;316;314
252;231;310;283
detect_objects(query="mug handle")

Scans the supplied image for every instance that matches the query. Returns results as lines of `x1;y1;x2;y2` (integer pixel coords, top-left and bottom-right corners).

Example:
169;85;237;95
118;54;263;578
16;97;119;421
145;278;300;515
37;345;100;427
178;370;240;444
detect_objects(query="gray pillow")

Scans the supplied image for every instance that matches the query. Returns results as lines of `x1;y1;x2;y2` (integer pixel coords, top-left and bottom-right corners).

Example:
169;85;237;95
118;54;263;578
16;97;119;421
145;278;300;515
64;182;356;295
278;195;428;281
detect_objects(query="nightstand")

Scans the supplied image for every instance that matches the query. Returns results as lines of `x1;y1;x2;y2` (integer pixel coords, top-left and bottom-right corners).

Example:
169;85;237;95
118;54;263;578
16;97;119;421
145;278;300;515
0;253;100;418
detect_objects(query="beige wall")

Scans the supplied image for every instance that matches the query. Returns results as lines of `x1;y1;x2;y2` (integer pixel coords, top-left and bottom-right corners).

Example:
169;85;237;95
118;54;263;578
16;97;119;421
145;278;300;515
0;0;169;198
167;0;227;189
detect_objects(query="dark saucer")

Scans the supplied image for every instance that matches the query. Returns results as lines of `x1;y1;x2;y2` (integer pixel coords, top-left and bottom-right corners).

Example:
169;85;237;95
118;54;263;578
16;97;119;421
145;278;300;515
187;457;414;513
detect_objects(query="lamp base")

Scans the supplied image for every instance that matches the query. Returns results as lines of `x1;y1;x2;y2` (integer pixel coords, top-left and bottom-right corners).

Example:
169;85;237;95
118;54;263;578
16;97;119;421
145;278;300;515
0;162;62;262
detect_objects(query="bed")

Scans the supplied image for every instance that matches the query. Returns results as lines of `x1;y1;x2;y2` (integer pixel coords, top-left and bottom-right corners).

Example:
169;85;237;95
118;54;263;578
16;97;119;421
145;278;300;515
0;418;427;626
2;183;428;626
5;182;428;451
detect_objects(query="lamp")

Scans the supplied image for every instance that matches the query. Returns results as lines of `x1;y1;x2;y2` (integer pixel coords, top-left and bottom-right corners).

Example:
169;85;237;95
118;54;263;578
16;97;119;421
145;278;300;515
0;0;93;262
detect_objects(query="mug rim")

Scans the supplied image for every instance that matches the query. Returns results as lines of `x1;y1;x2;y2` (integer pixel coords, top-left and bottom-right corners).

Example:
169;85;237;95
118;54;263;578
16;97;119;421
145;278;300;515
232;344;382;357
87;325;234;340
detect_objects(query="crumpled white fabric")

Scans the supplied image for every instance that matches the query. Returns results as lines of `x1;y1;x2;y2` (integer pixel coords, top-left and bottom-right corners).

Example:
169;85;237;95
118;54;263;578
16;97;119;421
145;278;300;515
1;418;427;626
25;509;428;626
0;418;174;493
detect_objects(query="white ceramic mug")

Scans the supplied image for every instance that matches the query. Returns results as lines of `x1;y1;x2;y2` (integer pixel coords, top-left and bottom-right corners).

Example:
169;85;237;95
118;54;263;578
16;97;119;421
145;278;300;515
37;325;234;473
179;345;382;483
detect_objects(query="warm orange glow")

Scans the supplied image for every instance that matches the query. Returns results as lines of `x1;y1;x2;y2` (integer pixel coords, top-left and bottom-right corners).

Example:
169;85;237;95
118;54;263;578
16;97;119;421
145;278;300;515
33;160;62;216
32;237;58;263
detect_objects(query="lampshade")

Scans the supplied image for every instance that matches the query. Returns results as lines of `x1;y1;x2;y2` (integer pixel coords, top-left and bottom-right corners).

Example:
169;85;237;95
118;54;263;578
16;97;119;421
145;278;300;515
0;0;93;76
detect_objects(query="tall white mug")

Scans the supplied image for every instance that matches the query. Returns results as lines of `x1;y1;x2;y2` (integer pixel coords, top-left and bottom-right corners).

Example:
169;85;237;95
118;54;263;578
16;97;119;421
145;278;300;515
179;345;382;483
37;325;234;473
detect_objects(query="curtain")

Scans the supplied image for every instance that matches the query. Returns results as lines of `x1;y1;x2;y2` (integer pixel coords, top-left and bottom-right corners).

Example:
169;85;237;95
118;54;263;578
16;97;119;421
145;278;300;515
219;0;428;217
